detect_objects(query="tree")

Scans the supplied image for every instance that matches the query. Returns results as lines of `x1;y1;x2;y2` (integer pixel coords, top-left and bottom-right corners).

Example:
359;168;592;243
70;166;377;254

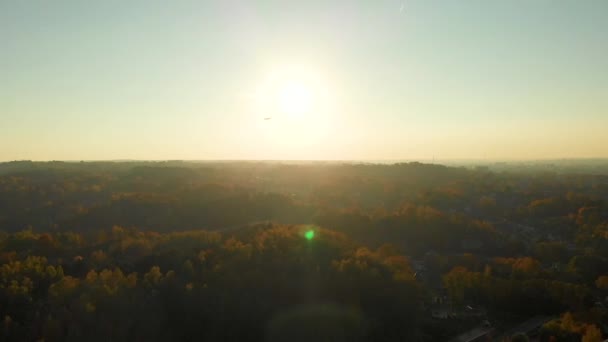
596;275;608;290
479;195;497;213
582;325;603;342
512;257;541;277
443;266;470;306
511;333;529;342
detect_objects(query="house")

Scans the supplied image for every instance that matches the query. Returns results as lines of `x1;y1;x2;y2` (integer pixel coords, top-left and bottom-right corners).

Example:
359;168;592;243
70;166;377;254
431;305;453;319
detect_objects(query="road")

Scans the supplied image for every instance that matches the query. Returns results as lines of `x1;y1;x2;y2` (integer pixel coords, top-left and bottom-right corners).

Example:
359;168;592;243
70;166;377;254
496;315;554;340
448;326;494;342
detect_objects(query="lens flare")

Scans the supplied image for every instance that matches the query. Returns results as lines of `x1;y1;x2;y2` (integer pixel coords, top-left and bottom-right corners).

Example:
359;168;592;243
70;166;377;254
305;230;315;241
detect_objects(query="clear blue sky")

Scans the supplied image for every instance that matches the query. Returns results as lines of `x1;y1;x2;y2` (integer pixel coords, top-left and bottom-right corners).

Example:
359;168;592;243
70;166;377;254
1;0;607;161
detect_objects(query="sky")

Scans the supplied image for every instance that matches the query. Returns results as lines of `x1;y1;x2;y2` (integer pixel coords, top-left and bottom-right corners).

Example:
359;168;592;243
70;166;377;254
1;0;607;161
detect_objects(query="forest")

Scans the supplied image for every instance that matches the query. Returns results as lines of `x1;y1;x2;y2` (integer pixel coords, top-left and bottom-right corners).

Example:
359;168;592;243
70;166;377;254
0;160;607;341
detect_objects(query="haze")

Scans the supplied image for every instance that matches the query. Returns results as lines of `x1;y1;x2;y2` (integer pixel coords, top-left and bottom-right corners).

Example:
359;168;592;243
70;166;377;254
1;0;607;161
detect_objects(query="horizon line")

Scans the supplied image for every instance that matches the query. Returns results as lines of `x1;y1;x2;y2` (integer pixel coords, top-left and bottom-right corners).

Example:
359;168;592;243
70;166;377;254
3;157;608;164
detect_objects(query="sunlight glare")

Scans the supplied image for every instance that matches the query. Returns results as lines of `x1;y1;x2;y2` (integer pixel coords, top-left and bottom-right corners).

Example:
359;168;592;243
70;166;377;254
277;81;313;118
252;63;335;151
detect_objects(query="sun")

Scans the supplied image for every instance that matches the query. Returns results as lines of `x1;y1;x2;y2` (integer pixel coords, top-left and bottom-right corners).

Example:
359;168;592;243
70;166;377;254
255;64;325;121
277;81;313;118
251;63;335;151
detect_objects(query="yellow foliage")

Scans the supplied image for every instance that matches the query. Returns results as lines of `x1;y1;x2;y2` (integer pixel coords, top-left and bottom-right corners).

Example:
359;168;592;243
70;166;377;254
595;275;608;290
85;302;96;313
582;325;603;342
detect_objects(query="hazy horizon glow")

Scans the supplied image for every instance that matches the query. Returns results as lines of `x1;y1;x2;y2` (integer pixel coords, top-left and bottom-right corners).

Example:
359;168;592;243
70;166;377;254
1;1;607;161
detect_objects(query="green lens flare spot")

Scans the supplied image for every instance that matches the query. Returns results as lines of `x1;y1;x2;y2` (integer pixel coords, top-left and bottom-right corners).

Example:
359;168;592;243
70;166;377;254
305;230;315;241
